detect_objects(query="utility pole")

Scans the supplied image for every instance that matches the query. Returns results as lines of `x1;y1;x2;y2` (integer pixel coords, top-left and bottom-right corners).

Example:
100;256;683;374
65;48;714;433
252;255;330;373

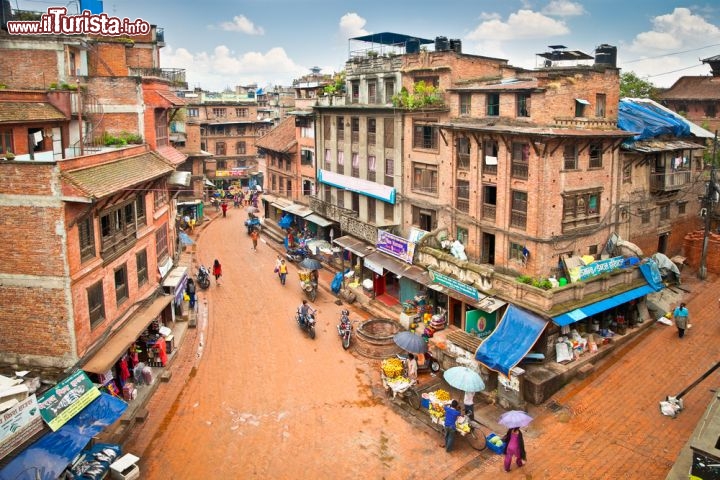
698;131;718;280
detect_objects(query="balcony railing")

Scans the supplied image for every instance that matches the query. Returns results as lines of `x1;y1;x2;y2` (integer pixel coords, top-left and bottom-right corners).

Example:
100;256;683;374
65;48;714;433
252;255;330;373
510;212;527;229
511;162;528;179
483;164;497;175
456;198;470;213
129;68;186;85
368;171;376;182
457;153;470;170
650;171;691;192
482;204;496;221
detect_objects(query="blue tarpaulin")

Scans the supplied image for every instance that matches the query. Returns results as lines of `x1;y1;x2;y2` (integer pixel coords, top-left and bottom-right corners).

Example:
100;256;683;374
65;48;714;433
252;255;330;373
618;98;690;141
475;305;547;377
0;393;127;480
552;282;659;327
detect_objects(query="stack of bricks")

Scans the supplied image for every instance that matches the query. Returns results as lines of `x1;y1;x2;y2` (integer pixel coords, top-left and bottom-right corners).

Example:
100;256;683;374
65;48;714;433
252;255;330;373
683;230;720;273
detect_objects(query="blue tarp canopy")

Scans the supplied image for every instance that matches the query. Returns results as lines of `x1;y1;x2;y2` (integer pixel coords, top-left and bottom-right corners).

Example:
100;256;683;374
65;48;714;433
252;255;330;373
552;283;658;327
350;32;433;46
618;98;690;141
475;305;547;377
0;393;127;480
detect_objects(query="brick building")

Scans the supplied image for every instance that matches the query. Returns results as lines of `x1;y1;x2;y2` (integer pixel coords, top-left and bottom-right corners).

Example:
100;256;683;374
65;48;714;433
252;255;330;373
660;55;720;134
182;89;270;191
0;9;188;380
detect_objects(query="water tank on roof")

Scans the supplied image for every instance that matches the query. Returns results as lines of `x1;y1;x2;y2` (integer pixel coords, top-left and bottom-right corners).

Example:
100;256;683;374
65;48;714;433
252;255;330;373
595;44;617;68
449;39;462;54
435;36;449;52
1;0;12;31
406;38;420;54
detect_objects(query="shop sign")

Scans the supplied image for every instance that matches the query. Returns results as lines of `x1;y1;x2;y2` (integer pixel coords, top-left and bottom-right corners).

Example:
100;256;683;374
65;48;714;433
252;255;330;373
429;270;480;301
573;256;625;282
408;227;428;244
215;169;248;178
0;394;43;460
37;370;100;431
376;230;415;264
363;257;383;275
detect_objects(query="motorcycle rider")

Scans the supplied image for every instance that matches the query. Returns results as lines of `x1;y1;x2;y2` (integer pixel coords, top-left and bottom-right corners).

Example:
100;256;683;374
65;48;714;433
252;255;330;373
338;309;351;335
298;300;316;326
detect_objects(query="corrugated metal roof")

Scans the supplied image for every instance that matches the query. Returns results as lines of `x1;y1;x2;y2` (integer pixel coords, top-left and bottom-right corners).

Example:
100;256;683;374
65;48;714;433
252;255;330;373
623;139;705;153
0;101;67;123
623;97;714;139
62;152;173;199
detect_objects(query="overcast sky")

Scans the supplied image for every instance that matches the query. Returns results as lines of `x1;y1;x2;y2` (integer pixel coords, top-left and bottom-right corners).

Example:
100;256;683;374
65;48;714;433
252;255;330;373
15;0;720;91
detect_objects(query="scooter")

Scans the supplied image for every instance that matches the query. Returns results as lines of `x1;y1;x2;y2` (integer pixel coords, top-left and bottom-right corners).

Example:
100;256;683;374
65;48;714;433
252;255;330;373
196;265;211;290
296;308;317;339
337;309;352;350
245;216;261;234
286;244;311;262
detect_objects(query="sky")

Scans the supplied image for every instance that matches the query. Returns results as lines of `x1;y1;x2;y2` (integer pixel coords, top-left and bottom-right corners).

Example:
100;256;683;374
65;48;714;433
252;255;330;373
14;0;720;92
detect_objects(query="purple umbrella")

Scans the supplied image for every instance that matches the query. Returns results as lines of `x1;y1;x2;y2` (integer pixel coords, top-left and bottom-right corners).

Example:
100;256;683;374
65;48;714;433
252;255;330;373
498;410;533;429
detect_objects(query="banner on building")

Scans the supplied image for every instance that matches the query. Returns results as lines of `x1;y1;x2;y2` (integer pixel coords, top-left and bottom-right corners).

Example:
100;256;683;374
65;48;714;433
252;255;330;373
0;394;44;460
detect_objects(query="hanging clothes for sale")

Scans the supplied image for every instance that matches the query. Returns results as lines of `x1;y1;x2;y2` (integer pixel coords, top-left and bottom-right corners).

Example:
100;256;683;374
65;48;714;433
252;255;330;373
118;355;131;384
153;338;167;366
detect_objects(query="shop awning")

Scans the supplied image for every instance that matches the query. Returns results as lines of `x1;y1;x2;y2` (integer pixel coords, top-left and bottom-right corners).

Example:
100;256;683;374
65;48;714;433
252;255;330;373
333;235;375;258
427;283;506;313
261;193;278;203
82;295;172;374
364;251;430;284
0;393;127;480
281;203;313;217
204;178;216;188
305;213;334;227
475;305;547;376
552;283;657;327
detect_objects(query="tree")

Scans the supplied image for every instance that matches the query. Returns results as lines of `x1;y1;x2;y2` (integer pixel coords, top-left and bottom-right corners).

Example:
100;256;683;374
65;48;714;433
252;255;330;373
620;72;660;101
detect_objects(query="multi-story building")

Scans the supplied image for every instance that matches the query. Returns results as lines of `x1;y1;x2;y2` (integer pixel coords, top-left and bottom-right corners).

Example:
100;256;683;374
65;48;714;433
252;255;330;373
0;7;188;388
660;55;720;133
183;90;270;191
617;98;711;256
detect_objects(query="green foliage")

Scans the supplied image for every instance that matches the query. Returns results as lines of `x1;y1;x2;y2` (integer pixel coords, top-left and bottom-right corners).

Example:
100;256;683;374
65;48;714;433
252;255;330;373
49;82;58;89
323;71;346;96
620;71;659;101
516;275;553;290
391;81;443;110
102;131;143;147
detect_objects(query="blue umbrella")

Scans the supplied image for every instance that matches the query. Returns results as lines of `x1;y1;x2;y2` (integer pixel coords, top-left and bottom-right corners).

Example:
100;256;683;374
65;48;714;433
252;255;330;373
443;366;485;392
393;331;427;354
498;410;533;429
179;232;194;245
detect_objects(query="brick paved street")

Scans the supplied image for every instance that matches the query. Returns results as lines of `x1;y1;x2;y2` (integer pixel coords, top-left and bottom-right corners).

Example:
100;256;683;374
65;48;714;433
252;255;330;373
122;206;720;479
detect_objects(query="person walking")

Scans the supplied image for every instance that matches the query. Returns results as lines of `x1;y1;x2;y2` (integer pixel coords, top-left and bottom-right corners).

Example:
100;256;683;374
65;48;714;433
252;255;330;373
501;427;527;472
185;278;196;310
274;255;283;277
250;228;259;251
440;400;461;452
673;302;690;338
212;259;222;286
221;200;228;218
278;259;288;286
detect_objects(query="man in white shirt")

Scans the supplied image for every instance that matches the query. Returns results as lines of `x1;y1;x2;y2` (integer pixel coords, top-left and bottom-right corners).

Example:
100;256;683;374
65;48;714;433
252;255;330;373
463;391;475;420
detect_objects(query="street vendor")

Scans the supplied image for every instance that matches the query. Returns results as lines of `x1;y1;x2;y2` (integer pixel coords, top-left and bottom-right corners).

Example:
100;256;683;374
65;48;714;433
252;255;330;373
406;353;418;384
441;400;462;452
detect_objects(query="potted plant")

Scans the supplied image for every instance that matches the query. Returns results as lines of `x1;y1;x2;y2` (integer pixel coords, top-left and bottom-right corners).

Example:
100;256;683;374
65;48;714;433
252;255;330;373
4;150;15;160
367;50;379;58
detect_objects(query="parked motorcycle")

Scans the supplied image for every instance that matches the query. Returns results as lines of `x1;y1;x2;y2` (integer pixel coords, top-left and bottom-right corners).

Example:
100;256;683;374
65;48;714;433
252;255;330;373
337;309;352;350
295;308;317;339
196;265;211;290
286;244;311;262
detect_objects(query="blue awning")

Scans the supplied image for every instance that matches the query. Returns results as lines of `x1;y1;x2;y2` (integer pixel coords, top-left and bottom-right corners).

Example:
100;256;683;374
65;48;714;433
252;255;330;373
475;305;547;377
0;393;127;480
552;283;657;327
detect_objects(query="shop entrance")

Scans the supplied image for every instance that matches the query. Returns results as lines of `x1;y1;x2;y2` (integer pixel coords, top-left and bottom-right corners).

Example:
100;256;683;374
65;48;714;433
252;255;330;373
658;232;668;254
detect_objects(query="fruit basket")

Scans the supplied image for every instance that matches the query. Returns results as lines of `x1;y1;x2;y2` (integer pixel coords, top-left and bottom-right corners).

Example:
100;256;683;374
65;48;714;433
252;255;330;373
486;433;505;454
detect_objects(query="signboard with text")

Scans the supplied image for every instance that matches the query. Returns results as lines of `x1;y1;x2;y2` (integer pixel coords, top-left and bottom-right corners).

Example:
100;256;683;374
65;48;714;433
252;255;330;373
376;230;415;264
38;370;100;431
429;269;480;301
0;394;43;460
570;256;625;283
